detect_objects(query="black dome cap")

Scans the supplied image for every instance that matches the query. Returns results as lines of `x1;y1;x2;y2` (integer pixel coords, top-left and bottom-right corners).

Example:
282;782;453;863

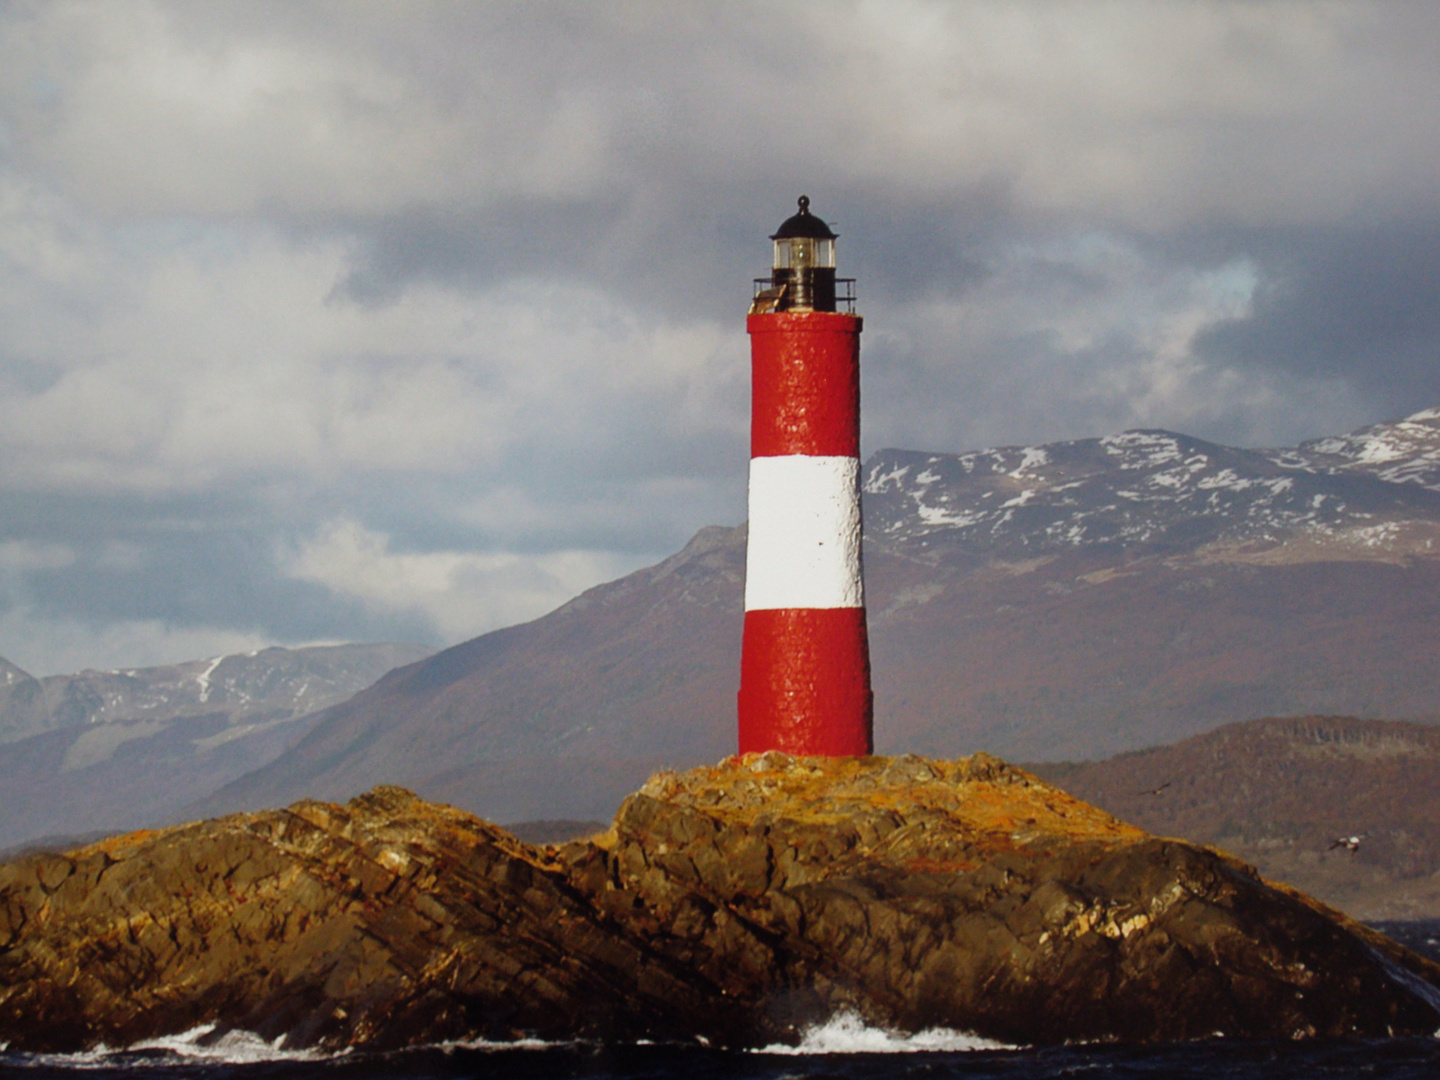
770;195;837;240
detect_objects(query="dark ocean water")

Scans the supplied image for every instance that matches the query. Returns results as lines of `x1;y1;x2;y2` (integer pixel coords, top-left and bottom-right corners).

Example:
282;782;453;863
6;1031;1440;1080
5;921;1438;1080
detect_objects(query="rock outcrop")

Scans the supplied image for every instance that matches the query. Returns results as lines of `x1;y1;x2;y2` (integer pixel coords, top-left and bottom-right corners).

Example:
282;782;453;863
3;754;1439;1052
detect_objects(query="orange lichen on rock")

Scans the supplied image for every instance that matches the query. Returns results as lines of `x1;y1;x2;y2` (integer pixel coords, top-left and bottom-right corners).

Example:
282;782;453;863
639;750;1145;851
3;755;1440;1052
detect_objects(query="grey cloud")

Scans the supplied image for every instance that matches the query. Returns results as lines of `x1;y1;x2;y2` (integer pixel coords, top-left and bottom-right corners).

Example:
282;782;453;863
12;3;1440;228
0;490;436;644
1195;224;1440;418
6;2;1440;674
855;224;1375;454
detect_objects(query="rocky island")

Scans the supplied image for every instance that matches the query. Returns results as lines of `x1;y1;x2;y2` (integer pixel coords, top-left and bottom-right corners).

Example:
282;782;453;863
3;753;1439;1052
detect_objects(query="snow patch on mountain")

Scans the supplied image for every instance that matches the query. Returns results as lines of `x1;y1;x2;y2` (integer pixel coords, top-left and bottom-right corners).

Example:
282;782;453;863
1296;409;1440;490
863;409;1440;559
195;656;224;703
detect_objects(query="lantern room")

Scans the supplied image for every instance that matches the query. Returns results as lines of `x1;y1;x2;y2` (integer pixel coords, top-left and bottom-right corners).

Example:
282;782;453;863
751;196;854;314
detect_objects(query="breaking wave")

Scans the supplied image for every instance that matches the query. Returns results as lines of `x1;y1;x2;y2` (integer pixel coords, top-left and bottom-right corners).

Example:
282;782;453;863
127;1024;332;1063
758;1012;1014;1054
2;1023;335;1069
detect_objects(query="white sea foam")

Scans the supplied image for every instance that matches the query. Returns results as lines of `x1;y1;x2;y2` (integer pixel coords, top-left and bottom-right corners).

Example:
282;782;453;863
756;1012;1013;1055
128;1024;333;1062
6;1024;336;1069
440;1036;563;1051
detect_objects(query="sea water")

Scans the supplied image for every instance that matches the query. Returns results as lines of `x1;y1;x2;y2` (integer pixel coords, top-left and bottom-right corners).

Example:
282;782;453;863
4;921;1438;1080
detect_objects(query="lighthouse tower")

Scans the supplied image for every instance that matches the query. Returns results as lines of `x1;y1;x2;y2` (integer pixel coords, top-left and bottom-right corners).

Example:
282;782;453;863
738;197;873;756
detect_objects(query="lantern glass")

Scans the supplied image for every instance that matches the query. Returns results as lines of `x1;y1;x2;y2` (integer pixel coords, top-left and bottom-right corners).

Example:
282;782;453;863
773;237;835;270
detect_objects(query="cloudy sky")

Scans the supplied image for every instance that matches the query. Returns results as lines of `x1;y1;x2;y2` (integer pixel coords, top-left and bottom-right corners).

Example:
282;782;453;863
2;1;1439;675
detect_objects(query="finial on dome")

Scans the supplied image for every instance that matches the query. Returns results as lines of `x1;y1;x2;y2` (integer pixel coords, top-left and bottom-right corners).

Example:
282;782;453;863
771;197;836;241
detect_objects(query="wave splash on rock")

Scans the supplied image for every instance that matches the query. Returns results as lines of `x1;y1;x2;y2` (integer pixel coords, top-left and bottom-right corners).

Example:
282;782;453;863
2;1022;336;1069
758;1012;1012;1054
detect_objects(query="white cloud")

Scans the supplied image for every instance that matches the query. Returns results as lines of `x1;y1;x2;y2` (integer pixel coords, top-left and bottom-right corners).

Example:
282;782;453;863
0;205;747;494
0;540;76;573
282;519;643;642
0;608;272;678
1;1;625;217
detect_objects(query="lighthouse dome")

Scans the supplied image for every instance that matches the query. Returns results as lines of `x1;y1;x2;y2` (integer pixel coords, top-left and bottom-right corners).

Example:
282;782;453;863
770;195;837;240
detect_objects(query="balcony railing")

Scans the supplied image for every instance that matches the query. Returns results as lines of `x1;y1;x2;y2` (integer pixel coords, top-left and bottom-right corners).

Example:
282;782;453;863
751;277;857;314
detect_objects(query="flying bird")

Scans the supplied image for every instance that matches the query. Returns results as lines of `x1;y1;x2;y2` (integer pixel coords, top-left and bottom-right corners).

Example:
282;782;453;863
1136;781;1172;796
1327;835;1363;853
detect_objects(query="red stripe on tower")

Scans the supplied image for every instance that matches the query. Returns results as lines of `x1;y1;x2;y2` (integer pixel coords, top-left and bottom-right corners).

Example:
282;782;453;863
738;197;873;756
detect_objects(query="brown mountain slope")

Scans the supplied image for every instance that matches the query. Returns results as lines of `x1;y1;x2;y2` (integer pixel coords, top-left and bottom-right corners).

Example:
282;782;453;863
195;410;1440;831
196;531;1440;828
1031;716;1440;919
195;527;747;823
869;551;1440;759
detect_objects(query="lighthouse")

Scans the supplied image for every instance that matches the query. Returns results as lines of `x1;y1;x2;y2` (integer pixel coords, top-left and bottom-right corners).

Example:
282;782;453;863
738;196;873;756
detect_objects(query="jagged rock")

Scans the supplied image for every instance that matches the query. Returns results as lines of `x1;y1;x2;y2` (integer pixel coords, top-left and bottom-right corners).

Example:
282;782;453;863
0;786;749;1051
572;753;1440;1043
2;756;1439;1052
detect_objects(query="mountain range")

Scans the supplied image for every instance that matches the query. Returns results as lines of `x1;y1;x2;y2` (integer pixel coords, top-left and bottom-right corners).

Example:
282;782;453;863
0;643;432;850
3;407;1438;865
192;407;1440;828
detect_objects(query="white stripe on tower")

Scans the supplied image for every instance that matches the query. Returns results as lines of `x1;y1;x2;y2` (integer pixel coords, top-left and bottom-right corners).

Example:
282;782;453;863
744;455;863;611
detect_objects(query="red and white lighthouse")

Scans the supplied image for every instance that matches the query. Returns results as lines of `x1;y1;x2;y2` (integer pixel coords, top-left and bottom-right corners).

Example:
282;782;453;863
738;196;873;757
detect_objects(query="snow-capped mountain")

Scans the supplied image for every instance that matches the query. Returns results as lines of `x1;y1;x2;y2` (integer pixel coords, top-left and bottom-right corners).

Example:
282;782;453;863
0;658;29;690
1295;406;1440;488
0;643;434;746
0;643;433;850
16;408;1440;848
863;408;1440;559
196;408;1440;832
